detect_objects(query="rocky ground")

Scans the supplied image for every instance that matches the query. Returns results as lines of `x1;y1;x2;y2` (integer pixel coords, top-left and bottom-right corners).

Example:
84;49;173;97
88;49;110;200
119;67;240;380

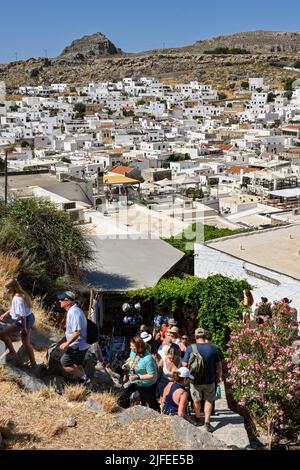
1;53;300;92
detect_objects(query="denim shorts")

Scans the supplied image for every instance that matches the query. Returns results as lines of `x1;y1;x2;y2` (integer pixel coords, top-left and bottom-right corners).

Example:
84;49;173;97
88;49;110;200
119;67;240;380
15;313;35;329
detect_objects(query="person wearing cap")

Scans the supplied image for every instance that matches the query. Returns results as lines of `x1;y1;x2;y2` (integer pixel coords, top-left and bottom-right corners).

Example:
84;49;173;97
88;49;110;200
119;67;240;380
57;291;90;383
161;318;177;339
182;327;222;432
168;326;180;345
161;367;194;418
158;331;180;358
140;331;153;351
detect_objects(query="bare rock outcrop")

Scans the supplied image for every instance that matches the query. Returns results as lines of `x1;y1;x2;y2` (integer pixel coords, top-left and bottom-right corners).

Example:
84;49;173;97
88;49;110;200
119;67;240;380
56;32;123;63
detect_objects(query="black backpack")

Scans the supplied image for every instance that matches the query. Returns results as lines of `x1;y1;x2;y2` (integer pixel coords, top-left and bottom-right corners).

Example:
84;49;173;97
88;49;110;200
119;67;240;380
86;319;99;344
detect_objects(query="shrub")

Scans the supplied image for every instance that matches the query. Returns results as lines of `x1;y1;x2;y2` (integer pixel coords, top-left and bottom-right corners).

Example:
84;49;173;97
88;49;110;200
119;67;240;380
227;300;300;449
131;274;250;355
0;199;92;293
241;81;249;90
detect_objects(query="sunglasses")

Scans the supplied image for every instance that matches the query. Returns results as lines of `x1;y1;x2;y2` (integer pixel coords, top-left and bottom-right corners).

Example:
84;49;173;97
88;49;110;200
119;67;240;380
182;337;188;340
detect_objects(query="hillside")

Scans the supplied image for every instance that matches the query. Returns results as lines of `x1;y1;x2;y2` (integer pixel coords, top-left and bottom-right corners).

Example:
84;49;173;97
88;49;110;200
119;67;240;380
190;30;300;53
1;31;300;91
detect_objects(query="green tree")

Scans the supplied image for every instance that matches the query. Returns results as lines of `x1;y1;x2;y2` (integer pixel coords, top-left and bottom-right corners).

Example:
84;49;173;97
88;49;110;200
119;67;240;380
240;81;249;90
267;92;276;102
284;90;293;100
0;199;92;292
294;60;300;69
218;92;227;100
20;140;30;148
73;102;86;119
123;109;134;117
283;78;295;91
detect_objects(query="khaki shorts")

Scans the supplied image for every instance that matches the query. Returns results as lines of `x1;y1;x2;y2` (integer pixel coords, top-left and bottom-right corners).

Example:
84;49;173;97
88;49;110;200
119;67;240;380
190;383;216;403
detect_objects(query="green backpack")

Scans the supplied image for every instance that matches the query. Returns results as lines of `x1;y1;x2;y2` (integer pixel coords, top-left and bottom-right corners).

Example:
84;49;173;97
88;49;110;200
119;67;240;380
188;344;206;384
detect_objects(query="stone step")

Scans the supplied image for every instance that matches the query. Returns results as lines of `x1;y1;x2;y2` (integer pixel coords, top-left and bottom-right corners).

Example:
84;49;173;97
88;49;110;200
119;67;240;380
209;382;250;449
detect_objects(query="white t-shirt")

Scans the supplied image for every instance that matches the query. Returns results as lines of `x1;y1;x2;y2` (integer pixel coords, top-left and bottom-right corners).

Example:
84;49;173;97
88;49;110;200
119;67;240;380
66;304;89;351
10;295;32;320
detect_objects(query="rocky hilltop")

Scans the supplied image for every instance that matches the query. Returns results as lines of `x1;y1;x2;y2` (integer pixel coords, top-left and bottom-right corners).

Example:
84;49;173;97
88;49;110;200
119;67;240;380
1;31;300;91
57;32;123;62
191;30;300;53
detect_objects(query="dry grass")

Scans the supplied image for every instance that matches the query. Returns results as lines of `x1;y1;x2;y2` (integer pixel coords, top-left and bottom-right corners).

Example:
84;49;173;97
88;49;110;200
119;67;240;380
0;252;20;308
31;297;53;337
0;365;22;387
0;372;183;450
30;386;58;401
90;391;120;414
42;422;67;439
0;365;12;381
63;384;89;402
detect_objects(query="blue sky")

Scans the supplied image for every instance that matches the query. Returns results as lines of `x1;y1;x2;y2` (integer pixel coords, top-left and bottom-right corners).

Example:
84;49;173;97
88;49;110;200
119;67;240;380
0;0;300;63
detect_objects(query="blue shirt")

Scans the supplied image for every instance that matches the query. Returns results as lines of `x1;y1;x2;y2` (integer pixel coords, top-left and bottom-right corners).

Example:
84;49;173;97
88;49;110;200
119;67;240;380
66;304;89;351
183;343;221;385
129;350;157;387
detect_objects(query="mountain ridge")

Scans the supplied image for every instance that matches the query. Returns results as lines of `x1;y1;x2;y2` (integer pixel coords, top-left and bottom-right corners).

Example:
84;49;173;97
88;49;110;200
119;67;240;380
1;30;300;90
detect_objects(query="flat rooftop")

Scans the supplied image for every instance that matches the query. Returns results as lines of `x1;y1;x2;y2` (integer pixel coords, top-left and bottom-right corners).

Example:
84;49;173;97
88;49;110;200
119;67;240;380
269;188;300;198
0;173;57;190
206;224;300;280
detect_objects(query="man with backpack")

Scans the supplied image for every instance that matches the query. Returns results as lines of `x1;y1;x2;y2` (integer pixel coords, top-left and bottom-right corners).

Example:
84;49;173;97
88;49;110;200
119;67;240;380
182;328;222;432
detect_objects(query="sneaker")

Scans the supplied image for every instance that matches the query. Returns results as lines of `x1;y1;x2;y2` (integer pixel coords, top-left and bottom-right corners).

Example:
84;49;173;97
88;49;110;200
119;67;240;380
193;417;202;427
204;422;214;433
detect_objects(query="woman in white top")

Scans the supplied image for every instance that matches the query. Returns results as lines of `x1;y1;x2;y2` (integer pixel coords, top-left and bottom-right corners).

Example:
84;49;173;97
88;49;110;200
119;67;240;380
0;279;36;368
157;346;181;403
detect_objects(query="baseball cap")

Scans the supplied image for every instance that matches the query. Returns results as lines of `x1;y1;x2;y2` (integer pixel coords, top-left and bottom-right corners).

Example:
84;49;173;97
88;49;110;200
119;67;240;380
177;367;194;380
195;327;206;337
57;291;76;301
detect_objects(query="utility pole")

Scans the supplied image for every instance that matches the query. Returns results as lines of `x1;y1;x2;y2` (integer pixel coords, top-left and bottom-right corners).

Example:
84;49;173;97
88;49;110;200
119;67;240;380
44;49;48;58
15;52;18;61
4;148;8;205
